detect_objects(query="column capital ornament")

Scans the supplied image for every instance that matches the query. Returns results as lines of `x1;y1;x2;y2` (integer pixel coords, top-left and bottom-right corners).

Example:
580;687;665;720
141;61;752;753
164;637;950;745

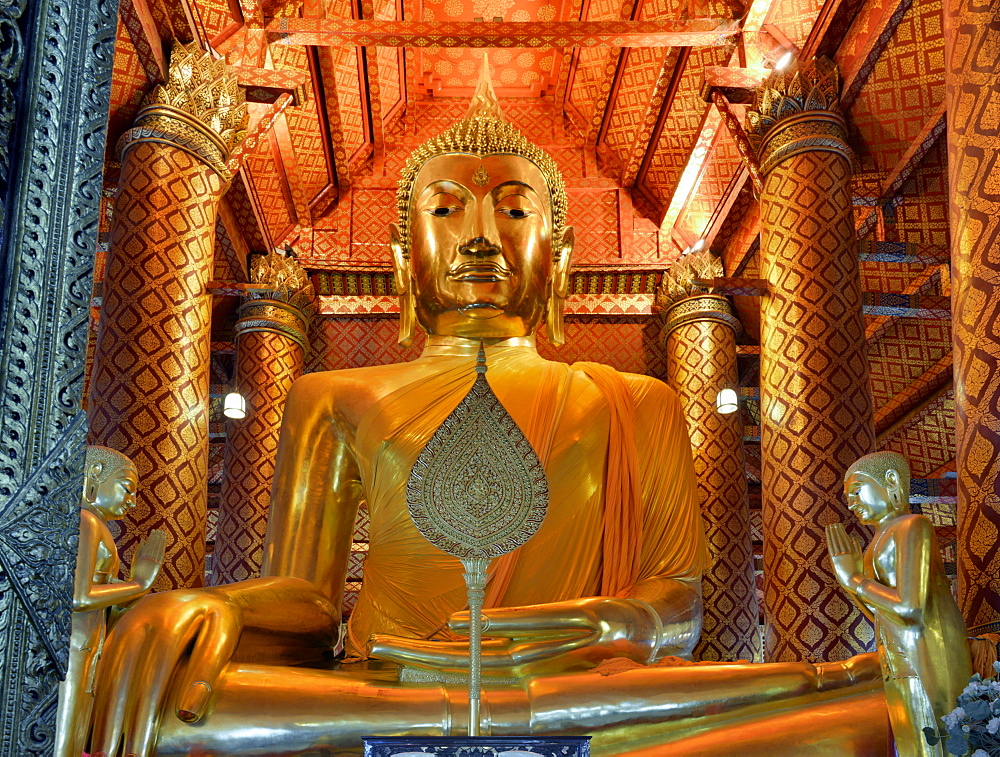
744;57;850;177
235;249;317;348
657;251;741;339
118;41;247;180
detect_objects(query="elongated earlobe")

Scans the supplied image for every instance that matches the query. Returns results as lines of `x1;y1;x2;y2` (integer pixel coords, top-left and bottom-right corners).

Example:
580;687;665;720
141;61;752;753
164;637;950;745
546;294;565;346
390;223;416;346
546;227;574;347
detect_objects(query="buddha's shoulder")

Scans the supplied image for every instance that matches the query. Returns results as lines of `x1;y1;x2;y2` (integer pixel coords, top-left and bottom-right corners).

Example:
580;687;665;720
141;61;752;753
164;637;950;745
290;361;422;398
571;363;679;407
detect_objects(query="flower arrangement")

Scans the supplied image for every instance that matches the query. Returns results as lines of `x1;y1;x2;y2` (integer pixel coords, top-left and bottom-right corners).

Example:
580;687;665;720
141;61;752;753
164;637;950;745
924;661;1000;756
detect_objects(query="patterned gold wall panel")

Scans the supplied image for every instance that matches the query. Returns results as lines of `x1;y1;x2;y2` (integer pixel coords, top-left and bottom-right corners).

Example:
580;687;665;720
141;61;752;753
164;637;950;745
604;47;669;165
868;318;952;409
882;392;955;478
245;142;296;242
885;138;949;251
567;190;620;264
758;150;876;661
88;141;223;590
212;330;305;583
107;15;148;152
847;0;945;175
306;317;670;377
945;0;1000;630
667;319;759;661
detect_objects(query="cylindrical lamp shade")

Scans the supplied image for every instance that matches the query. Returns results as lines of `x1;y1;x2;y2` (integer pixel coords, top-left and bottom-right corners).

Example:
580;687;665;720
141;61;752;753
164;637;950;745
223;392;247;420
716;388;738;414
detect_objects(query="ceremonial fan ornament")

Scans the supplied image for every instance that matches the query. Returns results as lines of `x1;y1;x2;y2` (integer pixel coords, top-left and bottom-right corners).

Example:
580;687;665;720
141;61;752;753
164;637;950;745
406;346;550;736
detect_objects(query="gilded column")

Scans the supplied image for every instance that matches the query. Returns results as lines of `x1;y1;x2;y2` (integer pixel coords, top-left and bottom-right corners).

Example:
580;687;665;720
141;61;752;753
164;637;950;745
87;42;247;590
945;0;1000;633
659;252;760;662
745;58;876;662
211;251;315;584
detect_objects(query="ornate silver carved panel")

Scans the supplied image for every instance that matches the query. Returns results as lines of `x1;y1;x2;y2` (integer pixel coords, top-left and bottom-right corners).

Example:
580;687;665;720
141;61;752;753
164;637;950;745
0;0;118;750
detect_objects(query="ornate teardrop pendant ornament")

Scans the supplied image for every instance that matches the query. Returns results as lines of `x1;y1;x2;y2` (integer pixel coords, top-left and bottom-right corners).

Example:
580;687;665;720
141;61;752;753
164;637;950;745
406;345;550;560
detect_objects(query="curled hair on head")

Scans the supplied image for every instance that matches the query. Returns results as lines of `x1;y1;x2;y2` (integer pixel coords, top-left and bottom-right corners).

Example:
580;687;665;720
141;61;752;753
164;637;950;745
85;445;133;484
845;451;911;506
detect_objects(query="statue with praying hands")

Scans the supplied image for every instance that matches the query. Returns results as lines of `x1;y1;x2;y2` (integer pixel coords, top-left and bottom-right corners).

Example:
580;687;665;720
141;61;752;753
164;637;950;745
828;451;972;756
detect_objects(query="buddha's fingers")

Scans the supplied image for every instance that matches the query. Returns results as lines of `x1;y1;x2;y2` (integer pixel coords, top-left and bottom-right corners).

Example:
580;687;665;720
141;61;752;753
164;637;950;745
450;603;597;637
142;529;167;563
826;523;849;554
506;632;600;666
369;634;517;670
91;620;148;756
121;621;198;757
174;604;242;724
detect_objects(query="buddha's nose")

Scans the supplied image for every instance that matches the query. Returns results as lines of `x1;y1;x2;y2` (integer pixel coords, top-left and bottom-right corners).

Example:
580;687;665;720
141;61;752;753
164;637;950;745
459;236;502;258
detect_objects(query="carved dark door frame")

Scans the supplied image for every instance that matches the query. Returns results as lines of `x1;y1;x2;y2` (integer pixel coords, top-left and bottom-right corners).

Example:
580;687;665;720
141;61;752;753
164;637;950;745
0;0;119;751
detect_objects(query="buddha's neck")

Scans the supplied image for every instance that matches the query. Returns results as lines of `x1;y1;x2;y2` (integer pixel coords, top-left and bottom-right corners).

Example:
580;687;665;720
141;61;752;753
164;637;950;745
420;333;539;358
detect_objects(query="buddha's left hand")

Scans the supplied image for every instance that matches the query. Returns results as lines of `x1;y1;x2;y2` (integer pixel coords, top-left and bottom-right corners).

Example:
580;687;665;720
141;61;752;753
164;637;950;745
368;595;673;677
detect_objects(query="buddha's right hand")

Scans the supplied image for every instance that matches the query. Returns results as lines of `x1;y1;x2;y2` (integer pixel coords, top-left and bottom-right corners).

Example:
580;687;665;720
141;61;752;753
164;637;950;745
90;576;339;757
90;587;243;757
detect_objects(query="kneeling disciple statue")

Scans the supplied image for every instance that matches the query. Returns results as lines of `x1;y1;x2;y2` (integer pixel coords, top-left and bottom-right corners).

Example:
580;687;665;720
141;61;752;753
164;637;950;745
828;451;973;757
54;445;165;757
89;66;886;757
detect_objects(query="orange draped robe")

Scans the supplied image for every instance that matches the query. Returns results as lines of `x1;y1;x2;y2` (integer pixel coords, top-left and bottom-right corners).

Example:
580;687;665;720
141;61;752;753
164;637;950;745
346;348;707;657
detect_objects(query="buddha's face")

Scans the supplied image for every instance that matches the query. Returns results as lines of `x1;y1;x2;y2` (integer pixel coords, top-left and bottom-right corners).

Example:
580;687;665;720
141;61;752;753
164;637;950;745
843;470;901;525
394;153;571;339
85;463;139;520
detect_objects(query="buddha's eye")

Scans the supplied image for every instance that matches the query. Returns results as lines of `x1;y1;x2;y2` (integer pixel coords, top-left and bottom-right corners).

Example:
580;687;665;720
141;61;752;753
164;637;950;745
497;207;532;219
427;205;461;217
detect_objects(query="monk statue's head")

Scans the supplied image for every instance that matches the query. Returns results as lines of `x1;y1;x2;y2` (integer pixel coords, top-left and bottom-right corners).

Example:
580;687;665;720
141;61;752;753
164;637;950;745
391;57;574;347
843;451;910;525
82;445;138;520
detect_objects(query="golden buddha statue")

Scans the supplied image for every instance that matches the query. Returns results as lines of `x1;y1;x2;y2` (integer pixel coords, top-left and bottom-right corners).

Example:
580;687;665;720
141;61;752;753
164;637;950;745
54;445;165;757
88;65;888;757
828;452;972;756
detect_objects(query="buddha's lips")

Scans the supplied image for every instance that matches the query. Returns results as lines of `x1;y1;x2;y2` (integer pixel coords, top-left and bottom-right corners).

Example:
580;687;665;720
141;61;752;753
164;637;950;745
448;261;512;281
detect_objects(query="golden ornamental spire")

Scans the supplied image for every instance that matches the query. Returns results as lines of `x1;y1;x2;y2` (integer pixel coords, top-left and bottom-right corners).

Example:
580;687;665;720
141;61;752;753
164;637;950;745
465;52;504;122
119;41;248;180
656;250;724;307
247;248;316;316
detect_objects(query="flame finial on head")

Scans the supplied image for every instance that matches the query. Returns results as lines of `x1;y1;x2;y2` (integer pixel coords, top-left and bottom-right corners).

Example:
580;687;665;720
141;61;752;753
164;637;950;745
466;52;504;122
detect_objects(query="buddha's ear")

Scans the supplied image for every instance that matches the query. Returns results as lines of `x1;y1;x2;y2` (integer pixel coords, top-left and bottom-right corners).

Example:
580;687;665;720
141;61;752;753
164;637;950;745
552;226;574;299
885;468;901;494
389;223;410;296
83;462;103;503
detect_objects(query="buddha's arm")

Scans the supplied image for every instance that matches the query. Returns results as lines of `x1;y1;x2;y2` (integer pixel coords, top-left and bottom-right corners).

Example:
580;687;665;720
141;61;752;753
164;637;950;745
261;372;364;605
847;517;933;625
90;374;360;756
72;511;153;611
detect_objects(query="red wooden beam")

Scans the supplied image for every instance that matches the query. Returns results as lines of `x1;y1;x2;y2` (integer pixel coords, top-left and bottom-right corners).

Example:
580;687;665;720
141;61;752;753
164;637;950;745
267;18;739;47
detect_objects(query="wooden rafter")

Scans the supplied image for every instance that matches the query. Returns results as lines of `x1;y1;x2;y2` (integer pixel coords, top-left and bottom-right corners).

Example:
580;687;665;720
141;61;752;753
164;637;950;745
865;263;947;344
618;48;679;187
226;93;296;173
120;0;169;81
839;0;914;109
854;103;947;239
